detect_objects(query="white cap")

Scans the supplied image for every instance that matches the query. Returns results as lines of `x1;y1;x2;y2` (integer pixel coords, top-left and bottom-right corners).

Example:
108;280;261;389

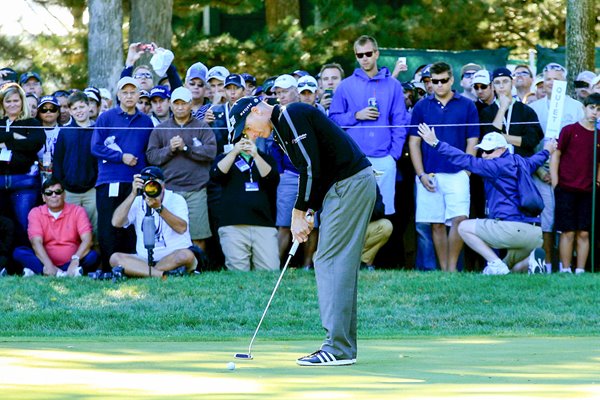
117;77;139;90
170;87;192;103
475;132;508;151
297;76;318;93
207;66;230;82
99;88;112;100
591;75;600;88
273;74;297;89
576;70;596;85
472;70;491;86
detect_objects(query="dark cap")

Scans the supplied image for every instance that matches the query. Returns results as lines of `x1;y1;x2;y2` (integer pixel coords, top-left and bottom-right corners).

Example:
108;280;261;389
241;73;256;86
0;67;18;83
149;85;171;99
420;64;431;81
228;96;262;141
140;166;165;181
19;71;42;85
139;90;150;99
38;95;59;108
492;67;512;81
224;74;246;89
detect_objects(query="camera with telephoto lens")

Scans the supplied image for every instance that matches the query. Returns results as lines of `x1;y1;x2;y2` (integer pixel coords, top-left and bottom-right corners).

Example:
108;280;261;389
139;171;163;198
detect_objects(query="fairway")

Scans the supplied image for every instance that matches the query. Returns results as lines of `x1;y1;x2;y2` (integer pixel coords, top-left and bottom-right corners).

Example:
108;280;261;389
1;337;598;399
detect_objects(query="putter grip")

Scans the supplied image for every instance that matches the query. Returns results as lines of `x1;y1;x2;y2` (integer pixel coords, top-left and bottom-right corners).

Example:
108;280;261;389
289;240;300;256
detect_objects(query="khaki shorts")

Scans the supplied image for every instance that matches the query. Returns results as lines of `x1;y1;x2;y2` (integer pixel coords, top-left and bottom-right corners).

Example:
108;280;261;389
476;219;543;267
175;189;211;240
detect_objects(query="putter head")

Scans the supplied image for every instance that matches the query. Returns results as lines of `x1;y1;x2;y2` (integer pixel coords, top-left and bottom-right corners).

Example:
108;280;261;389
234;353;253;360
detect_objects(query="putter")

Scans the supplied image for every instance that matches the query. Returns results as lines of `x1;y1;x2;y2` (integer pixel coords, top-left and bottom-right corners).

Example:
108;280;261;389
234;240;300;360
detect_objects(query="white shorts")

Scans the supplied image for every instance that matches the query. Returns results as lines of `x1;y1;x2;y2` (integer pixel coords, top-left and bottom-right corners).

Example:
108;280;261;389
368;155;396;215
533;175;554;232
415;171;470;225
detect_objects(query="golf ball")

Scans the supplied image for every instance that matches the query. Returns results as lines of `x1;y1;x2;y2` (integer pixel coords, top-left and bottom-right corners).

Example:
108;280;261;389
227;362;236;371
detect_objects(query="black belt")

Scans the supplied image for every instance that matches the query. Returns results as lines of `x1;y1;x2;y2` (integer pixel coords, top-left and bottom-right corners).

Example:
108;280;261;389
528;222;540;227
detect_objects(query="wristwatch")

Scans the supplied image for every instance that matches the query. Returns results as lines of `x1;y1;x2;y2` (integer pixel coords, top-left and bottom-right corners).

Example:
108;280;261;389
71;255;80;261
156;206;163;214
431;139;439;148
182;145;188;152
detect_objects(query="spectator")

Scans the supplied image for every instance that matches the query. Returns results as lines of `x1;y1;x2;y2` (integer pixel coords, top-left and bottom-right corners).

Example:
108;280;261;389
36;95;61;182
550;93;600;274
298;75;326;114
408;61;480;272
241;73;257;96
420;64;434;96
534;74;545;100
0;216;14;276
361;186;393;270
146;86;217;251
529;62;584;273
592;75;600;95
207;66;230;106
13;176;99;277
25;93;38;119
329;34;408;216
84;87;101;121
53;92;98;237
459;63;482;101
99;88;113;115
318;63;345;112
110;167;198;278
0;67;18;86
273;74;299;106
472;70;494;114
136;90;152;115
209;126;280;272
121;42;183;92
574;71;596;102
148;85;171;126
91;76;153;276
184;62;211;121
513;65;534;102
19;72;43;98
0;83;44;247
53;90;72;126
480;67;543;157
417;129;553;274
229;96;376;366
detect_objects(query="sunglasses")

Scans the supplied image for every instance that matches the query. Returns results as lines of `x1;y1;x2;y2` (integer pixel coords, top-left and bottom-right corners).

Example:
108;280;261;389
298;81;317;88
462;72;475;79
482;149;496;155
543;63;566;73
39;107;59;114
513;71;531;77
43;189;64;196
134;72;153;79
355;51;374;59
188;81;205;88
431;78;451;85
473;84;489;90
574;80;590;89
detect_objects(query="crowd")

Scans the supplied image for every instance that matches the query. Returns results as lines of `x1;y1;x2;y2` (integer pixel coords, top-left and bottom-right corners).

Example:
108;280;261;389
1;35;599;279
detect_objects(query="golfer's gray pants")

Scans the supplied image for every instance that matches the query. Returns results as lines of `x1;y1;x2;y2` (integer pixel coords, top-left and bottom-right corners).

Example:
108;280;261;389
314;167;376;360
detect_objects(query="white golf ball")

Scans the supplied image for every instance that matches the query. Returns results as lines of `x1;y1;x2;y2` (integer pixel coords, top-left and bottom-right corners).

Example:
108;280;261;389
227;362;236;371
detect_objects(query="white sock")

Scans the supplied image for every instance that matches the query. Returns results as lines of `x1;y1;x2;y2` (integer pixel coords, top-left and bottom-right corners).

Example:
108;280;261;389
545;263;552;274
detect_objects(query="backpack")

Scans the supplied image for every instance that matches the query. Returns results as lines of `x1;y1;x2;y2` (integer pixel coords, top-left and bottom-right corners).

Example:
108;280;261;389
491;156;544;217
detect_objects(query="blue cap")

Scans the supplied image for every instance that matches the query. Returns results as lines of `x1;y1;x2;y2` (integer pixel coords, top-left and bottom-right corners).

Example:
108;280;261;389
241;73;256;86
420;64;431;81
224;74;246;89
491;67;512;81
149;85;171;99
19;71;42;85
186;62;208;82
38;95;59;108
291;69;309;78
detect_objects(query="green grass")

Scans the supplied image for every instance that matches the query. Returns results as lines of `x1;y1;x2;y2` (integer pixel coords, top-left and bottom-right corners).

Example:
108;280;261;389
1;270;599;339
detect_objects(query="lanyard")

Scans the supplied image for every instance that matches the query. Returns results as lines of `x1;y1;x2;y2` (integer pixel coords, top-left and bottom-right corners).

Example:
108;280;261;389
225;103;233;144
496;98;515;135
238;155;255;182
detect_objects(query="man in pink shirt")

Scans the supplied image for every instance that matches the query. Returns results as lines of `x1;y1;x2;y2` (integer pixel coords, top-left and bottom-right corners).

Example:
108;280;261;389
13;176;99;277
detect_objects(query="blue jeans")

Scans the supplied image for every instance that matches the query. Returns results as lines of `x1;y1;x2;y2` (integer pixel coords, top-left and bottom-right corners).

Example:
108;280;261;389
12;246;100;275
0;172;40;246
415;222;438;271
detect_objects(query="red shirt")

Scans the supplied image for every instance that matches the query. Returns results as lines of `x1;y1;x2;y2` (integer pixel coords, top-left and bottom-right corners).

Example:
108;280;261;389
27;203;92;266
557;122;599;193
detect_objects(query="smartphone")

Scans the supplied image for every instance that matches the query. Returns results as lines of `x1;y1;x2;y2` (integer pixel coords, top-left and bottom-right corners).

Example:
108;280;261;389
398;57;407;66
324;88;333;97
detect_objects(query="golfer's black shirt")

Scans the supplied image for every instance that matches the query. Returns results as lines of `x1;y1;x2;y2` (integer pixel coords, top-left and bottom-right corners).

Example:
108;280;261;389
270;103;370;212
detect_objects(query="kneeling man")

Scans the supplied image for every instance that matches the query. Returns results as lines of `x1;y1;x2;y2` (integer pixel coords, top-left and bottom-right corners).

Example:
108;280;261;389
110;166;198;277
417;127;556;274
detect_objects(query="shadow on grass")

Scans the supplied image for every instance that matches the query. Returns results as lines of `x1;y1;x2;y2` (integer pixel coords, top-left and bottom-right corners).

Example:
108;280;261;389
0;337;599;399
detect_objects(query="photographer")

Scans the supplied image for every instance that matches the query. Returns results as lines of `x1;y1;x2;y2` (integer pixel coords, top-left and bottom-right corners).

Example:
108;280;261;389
109;166;198;278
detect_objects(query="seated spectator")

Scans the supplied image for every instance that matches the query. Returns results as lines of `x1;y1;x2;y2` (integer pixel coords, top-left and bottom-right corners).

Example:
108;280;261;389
12;176;99;277
210;133;280;271
417;128;555;274
110;166;198;278
53;92;98;237
361;186;393;270
550;94;600;274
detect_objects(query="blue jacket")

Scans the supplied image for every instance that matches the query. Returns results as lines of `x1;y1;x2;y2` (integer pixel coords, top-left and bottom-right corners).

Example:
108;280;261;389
53;120;97;193
91;107;153;186
435;142;549;223
329;67;408;160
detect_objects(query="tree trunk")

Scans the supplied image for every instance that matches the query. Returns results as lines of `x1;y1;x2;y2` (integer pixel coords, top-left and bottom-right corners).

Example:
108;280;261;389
88;0;123;98
265;0;300;32
565;0;596;96
129;0;173;49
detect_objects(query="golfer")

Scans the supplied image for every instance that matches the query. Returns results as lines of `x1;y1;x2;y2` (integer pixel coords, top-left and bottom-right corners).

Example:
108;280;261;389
229;97;376;366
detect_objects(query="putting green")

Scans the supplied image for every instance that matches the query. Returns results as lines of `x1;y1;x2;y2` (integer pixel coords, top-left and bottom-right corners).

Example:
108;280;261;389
0;337;598;399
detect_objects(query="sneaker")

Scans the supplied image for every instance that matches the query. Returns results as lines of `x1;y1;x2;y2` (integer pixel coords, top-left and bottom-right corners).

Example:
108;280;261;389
0;267;7;277
360;262;375;271
296;350;355;366
164;266;187;277
111;266;125;282
527;248;546;275
56;269;68;278
559;266;573;274
575;268;585;275
22;267;36;277
88;269;113;280
482;260;510;275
